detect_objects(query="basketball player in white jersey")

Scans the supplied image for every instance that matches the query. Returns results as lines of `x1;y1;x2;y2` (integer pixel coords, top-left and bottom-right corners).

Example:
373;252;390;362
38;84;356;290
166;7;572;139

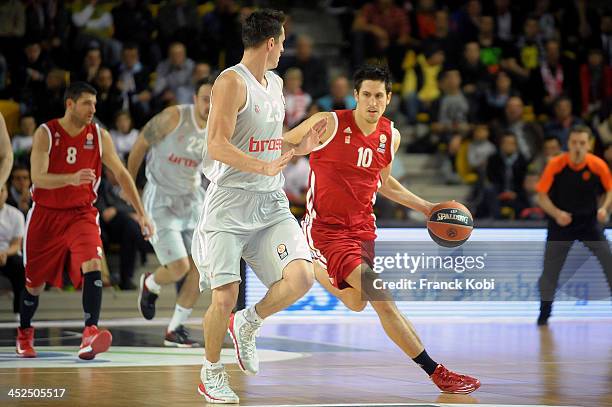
192;9;326;403
127;79;212;347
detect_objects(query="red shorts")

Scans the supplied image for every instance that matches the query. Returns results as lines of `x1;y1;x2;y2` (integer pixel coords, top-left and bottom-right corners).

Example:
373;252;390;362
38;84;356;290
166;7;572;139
24;205;102;288
303;218;375;289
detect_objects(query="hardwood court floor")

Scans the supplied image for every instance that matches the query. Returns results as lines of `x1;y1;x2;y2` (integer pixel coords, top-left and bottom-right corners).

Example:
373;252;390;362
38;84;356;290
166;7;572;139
0;318;610;407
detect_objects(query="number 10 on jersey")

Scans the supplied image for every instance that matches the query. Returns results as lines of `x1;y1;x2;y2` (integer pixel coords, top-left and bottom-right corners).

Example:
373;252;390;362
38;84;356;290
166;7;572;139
357;147;373;168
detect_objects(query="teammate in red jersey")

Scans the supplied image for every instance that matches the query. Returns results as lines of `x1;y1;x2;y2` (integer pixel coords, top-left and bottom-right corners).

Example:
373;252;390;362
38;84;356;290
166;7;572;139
16;82;154;359
290;65;480;394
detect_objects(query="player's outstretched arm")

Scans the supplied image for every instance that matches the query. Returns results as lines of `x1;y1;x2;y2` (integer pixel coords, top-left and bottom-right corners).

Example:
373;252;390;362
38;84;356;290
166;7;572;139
282;112;331;155
30;127;96;189
101;129;154;239
378;128;435;216
127;106;180;181
208;71;290;176
0;113;13;186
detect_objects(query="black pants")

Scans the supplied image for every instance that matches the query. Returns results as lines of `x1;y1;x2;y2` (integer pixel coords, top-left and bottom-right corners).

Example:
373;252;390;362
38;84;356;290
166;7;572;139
101;211;147;287
0;255;25;313
539;224;612;302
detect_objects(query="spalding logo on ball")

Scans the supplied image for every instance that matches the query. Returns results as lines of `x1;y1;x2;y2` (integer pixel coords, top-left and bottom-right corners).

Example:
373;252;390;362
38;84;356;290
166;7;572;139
427;201;474;247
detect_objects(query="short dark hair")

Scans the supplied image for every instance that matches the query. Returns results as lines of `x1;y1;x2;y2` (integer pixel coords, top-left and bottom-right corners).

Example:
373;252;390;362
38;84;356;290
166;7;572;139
353;64;392;94
64;81;97;104
242;9;286;49
11;163;29;174
195;77;214;95
569;124;593;138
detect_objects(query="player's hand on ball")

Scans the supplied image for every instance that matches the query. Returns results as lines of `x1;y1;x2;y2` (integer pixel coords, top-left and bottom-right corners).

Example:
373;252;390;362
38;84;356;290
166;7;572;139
597;207;609;223
70;169;96;186
263;149;294;176
555;210;572;227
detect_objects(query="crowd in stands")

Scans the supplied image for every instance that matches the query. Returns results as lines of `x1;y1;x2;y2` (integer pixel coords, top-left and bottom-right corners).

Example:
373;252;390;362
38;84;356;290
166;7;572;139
0;0;610;289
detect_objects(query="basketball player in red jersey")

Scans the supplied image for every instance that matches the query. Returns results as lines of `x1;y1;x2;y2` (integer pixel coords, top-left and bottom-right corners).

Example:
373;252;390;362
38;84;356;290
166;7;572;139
291;65;480;394
16;82;154;359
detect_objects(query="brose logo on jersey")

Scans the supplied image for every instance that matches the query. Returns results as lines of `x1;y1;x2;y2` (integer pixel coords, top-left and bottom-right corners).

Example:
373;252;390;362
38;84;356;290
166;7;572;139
249;137;283;152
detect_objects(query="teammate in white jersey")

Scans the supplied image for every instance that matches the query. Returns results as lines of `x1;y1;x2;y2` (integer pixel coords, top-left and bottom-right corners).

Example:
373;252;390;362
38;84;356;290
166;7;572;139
127;79;211;347
193;9;326;404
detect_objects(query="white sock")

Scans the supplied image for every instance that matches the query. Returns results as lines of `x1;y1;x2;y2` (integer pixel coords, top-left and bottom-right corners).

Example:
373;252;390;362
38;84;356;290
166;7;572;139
168;304;192;332
244;305;263;325
145;273;161;294
204;358;223;370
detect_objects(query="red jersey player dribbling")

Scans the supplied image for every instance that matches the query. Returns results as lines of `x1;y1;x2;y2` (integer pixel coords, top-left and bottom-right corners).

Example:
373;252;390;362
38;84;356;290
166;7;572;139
295;65;481;394
16;82;154;360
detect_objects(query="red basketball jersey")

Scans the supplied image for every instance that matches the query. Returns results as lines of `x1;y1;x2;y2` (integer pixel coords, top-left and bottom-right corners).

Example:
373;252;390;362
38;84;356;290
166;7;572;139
32;119;103;209
305;109;397;230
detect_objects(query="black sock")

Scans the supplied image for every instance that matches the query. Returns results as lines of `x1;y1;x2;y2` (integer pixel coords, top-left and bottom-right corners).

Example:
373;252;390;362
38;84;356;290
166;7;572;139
19;290;39;329
82;271;103;326
412;349;439;376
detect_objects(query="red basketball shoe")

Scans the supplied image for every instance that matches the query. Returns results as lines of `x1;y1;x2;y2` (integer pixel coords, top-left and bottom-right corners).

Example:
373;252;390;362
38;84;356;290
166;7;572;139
78;325;112;360
430;364;481;394
16;327;37;358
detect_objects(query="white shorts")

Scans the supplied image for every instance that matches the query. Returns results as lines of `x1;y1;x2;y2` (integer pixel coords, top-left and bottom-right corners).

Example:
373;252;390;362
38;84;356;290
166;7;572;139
192;185;311;290
143;183;205;265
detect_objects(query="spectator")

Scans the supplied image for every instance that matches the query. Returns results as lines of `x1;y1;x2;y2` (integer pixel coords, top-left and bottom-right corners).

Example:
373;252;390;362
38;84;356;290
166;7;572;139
94;67;126;128
283;156;310;218
0;0;26;71
73;47;103;84
278;35;328;99
352;0;412;80
110;111;138;161
433;69;471;138
414;0;437;40
530;40;578;114
597;111;612;147
283;68;312;129
96;166;147;290
32;68;66;124
111;0;157;66
459;42;490;99
519;172;546;220
401;46;445;123
544;96;585;150
483;132;529;219
478;15;506;74
157;0;200;57
515;16;546;71
530;136;562;174
451;0;481;43
152;42;195;107
71;0;121;66
116;44;152;128
0;183;25;319
484;70;515;121
11;41;50;105
423;8;462;65
495;96;544;162
533;0;556;41
467;123;497;178
12;115;36;163
176;62;212;105
200;0;245;67
317;75;356;111
7;164;32;217
579;49;612;118
492;0;518;43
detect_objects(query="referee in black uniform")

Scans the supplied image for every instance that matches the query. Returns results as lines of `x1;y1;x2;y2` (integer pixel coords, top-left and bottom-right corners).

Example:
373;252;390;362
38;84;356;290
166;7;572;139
535;125;612;325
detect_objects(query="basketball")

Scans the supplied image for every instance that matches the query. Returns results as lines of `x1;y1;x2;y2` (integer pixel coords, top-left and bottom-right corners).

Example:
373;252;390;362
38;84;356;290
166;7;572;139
427;201;474;248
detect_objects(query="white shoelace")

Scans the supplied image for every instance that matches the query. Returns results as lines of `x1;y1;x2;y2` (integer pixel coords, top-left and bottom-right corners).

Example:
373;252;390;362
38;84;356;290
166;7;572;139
208;369;233;395
239;322;260;360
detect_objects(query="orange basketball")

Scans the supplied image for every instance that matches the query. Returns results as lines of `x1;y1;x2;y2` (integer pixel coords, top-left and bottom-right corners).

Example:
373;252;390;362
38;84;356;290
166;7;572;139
427;201;474;247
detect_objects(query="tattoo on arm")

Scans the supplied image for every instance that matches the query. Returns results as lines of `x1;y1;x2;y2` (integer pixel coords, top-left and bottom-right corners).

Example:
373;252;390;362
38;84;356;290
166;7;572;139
142;112;167;145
